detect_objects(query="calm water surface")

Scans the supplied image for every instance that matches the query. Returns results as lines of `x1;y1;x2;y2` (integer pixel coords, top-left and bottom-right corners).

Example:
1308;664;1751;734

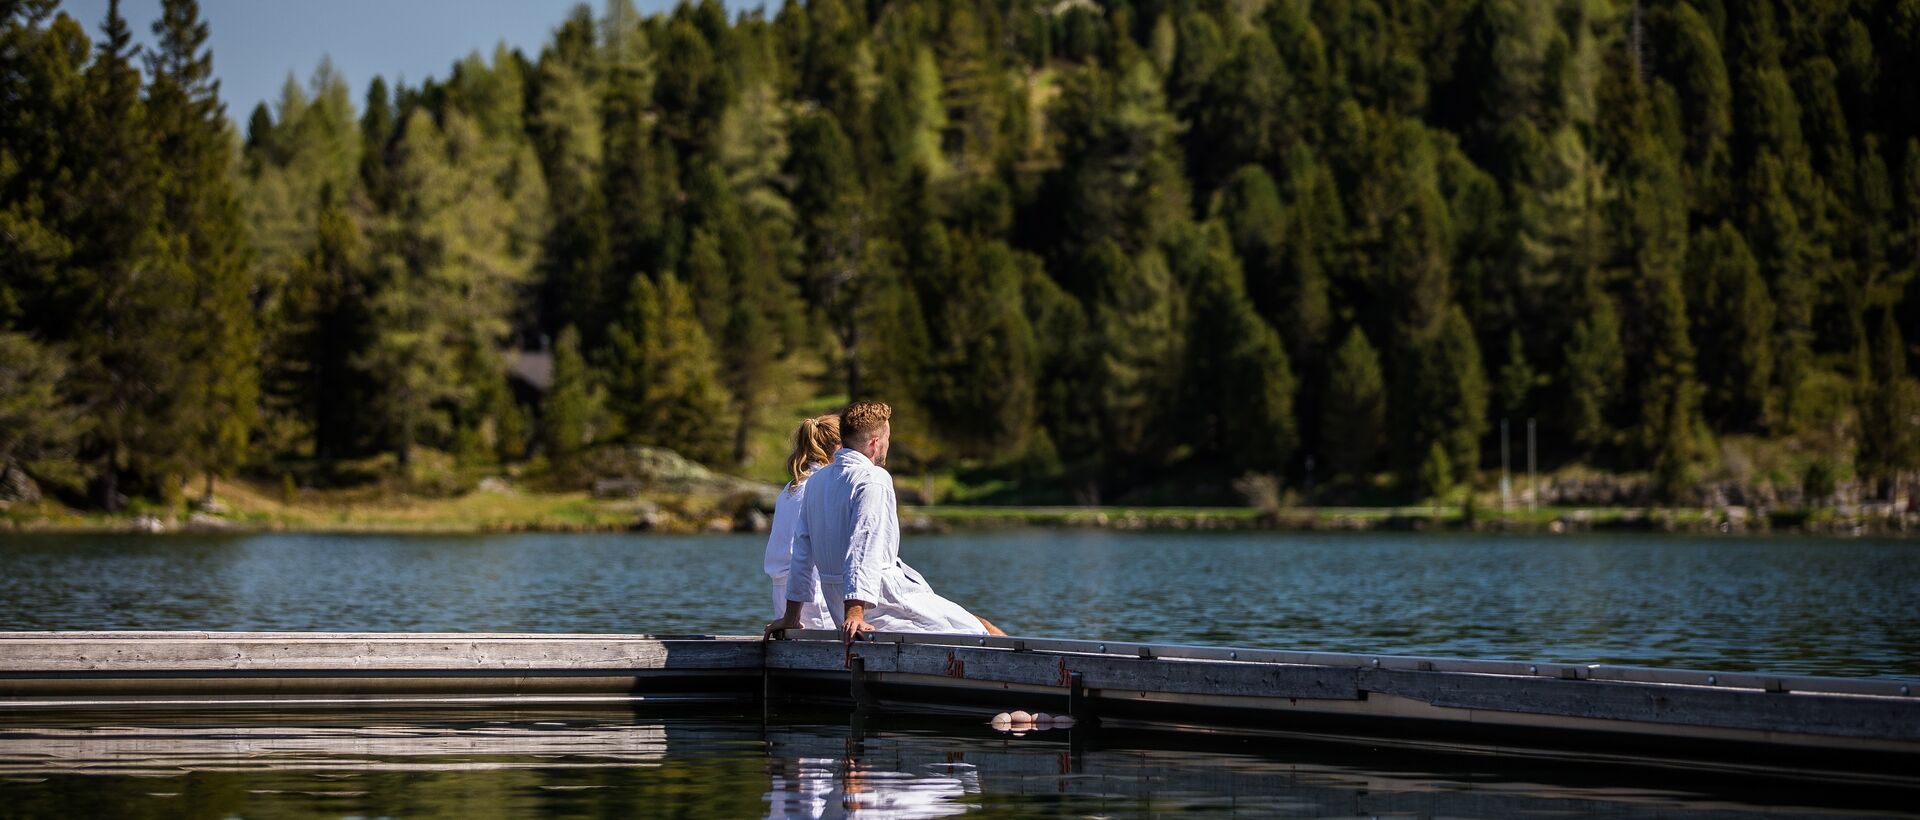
1;530;1916;677
0;708;1908;819
3;530;1918;818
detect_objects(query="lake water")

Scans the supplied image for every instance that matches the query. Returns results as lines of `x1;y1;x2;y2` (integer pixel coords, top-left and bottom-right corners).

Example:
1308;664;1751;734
2;707;1909;819
1;530;1916;678
3;530;1918;818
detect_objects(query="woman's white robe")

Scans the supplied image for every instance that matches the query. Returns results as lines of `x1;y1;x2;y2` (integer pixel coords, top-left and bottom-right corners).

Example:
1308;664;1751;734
786;449;988;635
765;475;837;629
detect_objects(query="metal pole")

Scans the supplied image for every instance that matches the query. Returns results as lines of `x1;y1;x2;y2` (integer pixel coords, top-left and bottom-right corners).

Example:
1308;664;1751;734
1527;418;1538;514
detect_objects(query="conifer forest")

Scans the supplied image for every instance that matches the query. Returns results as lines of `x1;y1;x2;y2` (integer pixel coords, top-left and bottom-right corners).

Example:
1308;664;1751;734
4;0;1920;512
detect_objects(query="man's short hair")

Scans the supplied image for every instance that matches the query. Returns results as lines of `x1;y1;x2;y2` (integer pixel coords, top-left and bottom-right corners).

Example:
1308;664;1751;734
840;400;892;446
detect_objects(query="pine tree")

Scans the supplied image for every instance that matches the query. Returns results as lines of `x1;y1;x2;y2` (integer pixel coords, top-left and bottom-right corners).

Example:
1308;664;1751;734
1858;311;1920;484
919;237;1041;457
1;3;90;334
541;325;602;468
1746;151;1815;429
0;333;88;489
1418;440;1454;502
358;76;394;208
1174;224;1296;473
1087;242;1185;464
1653;1;1733;218
1212;164;1329;362
70;0;191;506
1322;326;1387;481
1562;275;1624;454
1687;222;1774;430
1642;271;1704;500
531;52;613;342
1428;305;1489;481
787;111;873;397
606;274;731;464
1497;329;1537;420
271;187;375;461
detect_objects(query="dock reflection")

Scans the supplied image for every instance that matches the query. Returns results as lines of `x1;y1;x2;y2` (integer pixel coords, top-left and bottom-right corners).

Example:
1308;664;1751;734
0;708;1909;818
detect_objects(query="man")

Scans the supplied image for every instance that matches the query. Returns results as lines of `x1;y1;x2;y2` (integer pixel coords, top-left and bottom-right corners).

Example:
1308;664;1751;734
765;401;1004;644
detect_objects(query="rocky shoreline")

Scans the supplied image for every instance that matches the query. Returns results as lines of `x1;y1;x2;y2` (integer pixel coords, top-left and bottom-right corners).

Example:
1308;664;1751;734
14;501;1913;538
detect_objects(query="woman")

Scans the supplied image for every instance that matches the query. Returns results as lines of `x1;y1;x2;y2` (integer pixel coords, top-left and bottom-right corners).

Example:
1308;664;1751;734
764;415;839;629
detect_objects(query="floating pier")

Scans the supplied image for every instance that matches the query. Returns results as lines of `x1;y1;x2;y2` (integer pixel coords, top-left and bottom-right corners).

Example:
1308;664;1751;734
2;630;1915;782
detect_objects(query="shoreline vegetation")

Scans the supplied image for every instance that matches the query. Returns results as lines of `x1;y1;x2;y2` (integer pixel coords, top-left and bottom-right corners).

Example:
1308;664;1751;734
4;473;1913;538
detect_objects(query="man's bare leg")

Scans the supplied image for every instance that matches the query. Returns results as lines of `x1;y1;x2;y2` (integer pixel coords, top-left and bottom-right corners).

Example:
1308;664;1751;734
977;616;1007;636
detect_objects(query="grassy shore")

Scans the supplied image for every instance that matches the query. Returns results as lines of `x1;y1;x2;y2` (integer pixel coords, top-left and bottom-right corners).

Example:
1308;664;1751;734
906;503;1915;535
5;474;1913;537
1;476;688;535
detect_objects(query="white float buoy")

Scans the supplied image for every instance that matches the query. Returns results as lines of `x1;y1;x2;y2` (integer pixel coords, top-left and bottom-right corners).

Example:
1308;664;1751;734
1009;710;1033;723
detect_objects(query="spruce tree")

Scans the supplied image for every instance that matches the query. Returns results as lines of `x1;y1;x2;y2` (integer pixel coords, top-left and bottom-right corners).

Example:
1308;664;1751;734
1562;275;1624;455
1174;224;1296;473
146;0;257;499
1323;326;1387;482
1418;441;1454;502
787;111;872;397
919;237;1041;457
1687;222;1774;430
1642;271;1704;500
71;0;190;505
1087;242;1184;464
1430;305;1489;482
1859;311;1920;484
1497;330;1537;420
272;188;375;461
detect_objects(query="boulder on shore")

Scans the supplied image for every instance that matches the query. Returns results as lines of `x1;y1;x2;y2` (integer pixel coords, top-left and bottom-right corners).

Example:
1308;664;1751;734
0;461;41;504
573;445;775;504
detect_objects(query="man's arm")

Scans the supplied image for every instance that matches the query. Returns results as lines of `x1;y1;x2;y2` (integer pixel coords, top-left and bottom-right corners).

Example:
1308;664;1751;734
786;500;818;602
839;479;888;644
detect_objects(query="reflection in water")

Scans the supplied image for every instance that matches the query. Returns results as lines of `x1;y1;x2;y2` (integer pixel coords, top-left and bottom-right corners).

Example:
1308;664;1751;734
0;710;1907;819
3;531;1918;677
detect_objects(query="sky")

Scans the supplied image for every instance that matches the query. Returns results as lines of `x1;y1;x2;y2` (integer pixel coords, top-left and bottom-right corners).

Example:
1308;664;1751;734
55;0;704;122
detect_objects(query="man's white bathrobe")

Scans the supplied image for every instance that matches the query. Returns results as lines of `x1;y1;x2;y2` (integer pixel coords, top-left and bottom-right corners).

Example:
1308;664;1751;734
786;448;988;635
764;473;837;629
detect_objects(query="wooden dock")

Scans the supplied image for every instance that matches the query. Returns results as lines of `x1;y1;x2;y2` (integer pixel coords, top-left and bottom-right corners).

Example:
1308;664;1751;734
2;630;1915;782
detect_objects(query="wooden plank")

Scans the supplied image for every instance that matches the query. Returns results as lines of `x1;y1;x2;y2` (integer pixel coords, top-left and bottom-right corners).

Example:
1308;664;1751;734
769;640;1361;700
767;639;1920;745
0;636;761;673
1360;668;1920;741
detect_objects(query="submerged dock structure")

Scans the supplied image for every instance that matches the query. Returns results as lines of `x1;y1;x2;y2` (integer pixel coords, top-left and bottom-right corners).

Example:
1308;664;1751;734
1;630;1915;782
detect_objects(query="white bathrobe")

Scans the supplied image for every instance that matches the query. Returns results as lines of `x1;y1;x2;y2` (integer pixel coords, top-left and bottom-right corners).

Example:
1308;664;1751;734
786;448;987;635
765;474;837;629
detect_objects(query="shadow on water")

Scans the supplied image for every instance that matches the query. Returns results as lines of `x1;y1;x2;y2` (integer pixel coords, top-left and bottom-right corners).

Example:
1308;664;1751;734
0;705;1912;818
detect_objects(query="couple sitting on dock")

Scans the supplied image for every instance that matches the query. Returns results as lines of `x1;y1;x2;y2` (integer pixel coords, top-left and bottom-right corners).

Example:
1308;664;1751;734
763;401;1006;644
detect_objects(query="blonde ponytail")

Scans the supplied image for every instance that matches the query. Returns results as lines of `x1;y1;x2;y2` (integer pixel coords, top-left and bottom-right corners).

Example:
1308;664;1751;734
785;415;842;491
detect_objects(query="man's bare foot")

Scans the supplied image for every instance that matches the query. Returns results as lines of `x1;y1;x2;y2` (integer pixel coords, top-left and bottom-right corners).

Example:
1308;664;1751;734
977;617;1007;637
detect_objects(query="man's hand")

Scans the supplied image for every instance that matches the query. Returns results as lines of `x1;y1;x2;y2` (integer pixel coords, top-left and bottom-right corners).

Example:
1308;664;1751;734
765;600;808;637
841;600;875;645
764;616;802;637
